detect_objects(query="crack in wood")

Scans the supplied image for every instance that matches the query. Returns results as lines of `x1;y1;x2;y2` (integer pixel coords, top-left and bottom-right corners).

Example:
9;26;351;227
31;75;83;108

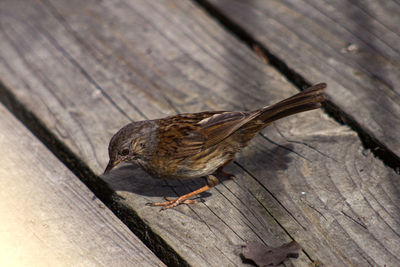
341;210;367;230
305;203;328;221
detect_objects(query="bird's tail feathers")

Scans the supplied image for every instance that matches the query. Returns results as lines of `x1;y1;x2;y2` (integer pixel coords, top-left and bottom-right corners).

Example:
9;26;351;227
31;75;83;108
256;83;326;124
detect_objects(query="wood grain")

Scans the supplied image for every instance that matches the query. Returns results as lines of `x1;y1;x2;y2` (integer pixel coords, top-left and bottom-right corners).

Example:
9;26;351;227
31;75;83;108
0;0;399;266
205;0;400;161
0;103;165;267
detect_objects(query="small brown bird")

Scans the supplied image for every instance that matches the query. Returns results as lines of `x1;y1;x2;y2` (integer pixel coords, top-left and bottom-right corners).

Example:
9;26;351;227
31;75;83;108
104;83;326;210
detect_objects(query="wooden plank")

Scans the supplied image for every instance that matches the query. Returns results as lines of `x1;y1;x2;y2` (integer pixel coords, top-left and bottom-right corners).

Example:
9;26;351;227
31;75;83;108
0;0;399;266
205;0;400;162
0;104;165;267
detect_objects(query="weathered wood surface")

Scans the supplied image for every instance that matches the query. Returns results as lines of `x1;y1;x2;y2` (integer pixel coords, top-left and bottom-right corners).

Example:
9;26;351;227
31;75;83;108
0;104;165;267
0;0;399;266
206;0;400;161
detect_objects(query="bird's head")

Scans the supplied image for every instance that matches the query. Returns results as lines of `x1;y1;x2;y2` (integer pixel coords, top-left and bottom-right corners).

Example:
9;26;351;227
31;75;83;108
103;121;151;174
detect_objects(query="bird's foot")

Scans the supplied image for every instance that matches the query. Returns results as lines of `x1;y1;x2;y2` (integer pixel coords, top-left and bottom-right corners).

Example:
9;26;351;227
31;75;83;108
147;197;197;210
147;175;218;210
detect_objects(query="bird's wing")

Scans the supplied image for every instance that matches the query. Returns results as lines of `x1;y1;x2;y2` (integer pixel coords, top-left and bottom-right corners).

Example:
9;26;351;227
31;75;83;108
156;111;260;158
195;111;261;148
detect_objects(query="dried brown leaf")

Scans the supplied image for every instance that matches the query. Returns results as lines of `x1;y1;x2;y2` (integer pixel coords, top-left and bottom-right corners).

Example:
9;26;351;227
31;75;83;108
242;240;301;266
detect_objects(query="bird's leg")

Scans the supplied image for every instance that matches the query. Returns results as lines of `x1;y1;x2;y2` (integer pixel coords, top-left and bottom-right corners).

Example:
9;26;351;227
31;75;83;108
148;175;219;210
216;159;235;179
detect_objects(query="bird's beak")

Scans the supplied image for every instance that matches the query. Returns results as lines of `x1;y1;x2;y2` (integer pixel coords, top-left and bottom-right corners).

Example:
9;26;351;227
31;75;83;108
103;157;125;174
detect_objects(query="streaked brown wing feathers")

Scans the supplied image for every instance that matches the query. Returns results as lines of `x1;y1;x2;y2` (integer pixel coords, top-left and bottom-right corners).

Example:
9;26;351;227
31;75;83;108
198;111;256;148
156;111;255;158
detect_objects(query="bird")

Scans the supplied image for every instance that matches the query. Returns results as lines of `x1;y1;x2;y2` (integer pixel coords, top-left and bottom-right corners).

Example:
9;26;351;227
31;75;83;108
104;83;326;210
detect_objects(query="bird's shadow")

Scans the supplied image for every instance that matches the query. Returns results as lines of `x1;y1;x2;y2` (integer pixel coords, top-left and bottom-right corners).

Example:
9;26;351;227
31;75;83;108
101;142;293;201
101;164;220;200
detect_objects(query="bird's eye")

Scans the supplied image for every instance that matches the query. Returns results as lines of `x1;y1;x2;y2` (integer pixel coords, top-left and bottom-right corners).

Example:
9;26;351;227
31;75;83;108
121;148;129;156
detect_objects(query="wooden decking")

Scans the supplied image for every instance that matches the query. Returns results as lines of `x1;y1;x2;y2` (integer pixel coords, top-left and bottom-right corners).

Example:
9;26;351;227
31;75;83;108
0;0;399;266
